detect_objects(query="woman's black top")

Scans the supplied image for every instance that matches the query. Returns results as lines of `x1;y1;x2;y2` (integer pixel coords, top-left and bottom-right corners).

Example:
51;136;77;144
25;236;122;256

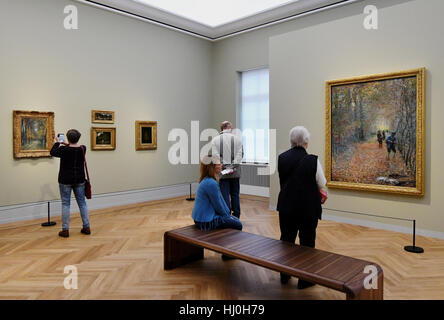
50;143;87;185
277;146;322;220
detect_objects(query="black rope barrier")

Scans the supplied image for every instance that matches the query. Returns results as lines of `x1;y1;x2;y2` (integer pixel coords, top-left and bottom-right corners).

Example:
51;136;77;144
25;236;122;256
0;182;199;228
0;187;425;254
324;207;424;253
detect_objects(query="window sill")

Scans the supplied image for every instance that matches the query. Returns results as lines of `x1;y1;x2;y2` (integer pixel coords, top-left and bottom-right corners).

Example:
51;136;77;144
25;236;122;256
241;162;269;166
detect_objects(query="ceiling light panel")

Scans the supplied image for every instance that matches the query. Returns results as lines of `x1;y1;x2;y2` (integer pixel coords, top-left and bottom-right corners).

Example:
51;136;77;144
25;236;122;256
133;0;297;27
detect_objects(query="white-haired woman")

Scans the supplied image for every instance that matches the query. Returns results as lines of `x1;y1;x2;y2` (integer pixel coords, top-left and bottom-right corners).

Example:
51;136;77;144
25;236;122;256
276;126;327;288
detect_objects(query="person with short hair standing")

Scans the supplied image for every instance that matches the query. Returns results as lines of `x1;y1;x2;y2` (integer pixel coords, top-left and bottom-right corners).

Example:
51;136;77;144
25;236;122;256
211;121;244;219
277;126;327;288
50;129;91;238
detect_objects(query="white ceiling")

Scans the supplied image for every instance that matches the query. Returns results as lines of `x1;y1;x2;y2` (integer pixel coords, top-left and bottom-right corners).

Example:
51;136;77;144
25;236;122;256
75;0;361;40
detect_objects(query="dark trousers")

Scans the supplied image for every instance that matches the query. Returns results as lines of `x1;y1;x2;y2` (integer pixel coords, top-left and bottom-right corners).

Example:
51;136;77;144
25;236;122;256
279;212;318;246
219;178;241;218
278;212;318;282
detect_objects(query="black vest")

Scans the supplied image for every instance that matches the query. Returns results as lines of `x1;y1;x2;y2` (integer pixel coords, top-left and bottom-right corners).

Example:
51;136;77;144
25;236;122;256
276;147;322;219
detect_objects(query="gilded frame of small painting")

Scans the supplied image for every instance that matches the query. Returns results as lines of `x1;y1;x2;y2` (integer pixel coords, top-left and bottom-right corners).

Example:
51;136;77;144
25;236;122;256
135;121;157;151
91;110;115;124
325;68;425;196
91;127;116;151
13;110;55;159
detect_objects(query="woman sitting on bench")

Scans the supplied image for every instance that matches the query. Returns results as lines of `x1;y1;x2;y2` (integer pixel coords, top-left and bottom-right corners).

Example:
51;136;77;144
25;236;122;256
192;155;242;231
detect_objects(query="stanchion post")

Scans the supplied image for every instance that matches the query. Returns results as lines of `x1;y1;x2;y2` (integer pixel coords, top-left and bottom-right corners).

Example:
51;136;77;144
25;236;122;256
404;220;424;253
186;183;195;201
41;201;56;227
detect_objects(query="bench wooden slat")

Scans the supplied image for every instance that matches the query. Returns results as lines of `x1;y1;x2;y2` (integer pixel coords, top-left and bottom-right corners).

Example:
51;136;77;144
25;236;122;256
164;225;383;300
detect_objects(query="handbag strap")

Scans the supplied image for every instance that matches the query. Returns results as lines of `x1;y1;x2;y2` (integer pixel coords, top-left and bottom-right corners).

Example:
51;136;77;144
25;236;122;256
81;146;90;181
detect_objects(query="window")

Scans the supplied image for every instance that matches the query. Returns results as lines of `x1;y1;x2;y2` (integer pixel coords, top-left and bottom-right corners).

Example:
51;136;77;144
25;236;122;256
239;68;269;163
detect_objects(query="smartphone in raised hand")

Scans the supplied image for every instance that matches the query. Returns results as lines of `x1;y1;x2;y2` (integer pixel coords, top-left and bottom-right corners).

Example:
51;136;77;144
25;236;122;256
58;133;65;143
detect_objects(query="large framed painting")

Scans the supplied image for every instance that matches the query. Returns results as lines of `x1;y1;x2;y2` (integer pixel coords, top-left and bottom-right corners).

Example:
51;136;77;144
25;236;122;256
91;110;114;124
325;68;425;196
13;110;55;159
91;127;116;150
135;121;157;150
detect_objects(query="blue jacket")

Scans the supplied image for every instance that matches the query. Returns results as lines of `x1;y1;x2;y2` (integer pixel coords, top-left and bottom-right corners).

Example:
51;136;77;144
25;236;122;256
191;177;230;222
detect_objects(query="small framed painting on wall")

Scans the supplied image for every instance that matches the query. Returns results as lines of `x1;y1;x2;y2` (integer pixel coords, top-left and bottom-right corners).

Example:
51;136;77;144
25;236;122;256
135;121;157;150
91;127;116;150
91;110;115;124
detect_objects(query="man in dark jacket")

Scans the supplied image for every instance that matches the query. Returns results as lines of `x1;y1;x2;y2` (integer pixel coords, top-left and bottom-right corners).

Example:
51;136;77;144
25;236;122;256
277;126;327;289
385;131;397;160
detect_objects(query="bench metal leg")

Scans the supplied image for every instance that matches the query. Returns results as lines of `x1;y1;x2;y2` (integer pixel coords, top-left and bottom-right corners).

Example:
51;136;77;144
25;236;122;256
164;233;204;270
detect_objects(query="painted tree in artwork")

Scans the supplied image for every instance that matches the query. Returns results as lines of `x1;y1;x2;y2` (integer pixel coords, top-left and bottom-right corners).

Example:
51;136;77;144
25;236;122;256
21;118;47;150
331;77;417;187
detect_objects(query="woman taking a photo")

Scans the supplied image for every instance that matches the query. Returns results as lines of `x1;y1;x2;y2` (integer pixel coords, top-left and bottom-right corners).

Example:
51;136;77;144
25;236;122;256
50;129;91;238
192;155;242;232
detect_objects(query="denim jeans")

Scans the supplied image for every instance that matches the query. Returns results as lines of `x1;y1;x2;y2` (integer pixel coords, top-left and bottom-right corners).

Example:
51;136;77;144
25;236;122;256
219;178;241;218
59;183;90;231
195;214;243;231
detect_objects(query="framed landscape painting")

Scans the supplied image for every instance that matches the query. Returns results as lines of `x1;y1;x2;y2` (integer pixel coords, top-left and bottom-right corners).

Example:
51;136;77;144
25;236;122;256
135;121;157;150
13;110;55;159
325;68;425;196
91;110;114;124
91;127;116;150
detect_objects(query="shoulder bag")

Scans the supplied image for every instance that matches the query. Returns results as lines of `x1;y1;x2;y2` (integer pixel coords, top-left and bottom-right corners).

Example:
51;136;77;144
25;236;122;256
81;146;92;199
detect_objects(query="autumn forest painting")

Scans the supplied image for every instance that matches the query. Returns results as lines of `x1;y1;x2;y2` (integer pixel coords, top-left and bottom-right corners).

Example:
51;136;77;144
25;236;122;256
20;118;48;150
13;111;54;159
327;69;425;195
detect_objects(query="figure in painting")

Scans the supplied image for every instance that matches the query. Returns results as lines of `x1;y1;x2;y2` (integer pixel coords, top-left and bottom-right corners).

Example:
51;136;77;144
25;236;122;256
377;130;383;149
385;131;397;160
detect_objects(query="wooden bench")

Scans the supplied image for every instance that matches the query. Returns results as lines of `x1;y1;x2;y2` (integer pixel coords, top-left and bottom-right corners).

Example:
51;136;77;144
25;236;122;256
164;225;383;300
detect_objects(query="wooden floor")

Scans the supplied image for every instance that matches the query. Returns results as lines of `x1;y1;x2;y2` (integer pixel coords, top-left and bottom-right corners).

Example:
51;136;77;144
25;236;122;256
0;195;443;300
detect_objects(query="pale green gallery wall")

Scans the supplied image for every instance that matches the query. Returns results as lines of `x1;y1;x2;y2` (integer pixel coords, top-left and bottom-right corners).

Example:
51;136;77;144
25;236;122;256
212;0;444;235
2;0;443;236
0;0;212;206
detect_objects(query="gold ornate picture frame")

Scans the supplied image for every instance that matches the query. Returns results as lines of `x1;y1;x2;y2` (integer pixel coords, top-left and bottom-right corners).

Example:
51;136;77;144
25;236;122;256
13;110;55;159
91;127;116;150
91;110;115;124
325;68;425;196
135;121;157;150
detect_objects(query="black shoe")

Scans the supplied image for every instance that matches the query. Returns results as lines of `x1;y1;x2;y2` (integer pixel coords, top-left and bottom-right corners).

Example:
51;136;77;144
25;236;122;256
221;254;236;261
280;274;290;284
58;230;69;238
297;279;315;289
81;227;91;235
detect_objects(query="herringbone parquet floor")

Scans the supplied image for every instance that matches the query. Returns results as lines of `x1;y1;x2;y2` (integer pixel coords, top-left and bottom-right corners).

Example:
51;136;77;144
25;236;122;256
0;195;443;300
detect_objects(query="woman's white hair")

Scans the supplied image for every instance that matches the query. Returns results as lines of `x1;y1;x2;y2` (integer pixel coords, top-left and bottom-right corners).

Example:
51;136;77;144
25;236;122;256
289;126;310;148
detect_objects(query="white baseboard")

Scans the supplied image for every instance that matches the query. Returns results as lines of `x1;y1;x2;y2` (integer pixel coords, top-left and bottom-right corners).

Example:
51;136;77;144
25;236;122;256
240;184;269;197
268;205;444;240
0;182;198;226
